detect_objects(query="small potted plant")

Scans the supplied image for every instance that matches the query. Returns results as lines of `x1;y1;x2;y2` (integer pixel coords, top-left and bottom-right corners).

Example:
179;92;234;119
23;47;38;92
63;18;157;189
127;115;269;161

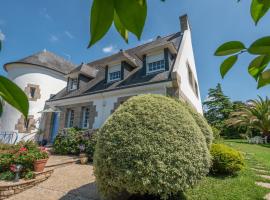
79;144;88;164
33;147;49;172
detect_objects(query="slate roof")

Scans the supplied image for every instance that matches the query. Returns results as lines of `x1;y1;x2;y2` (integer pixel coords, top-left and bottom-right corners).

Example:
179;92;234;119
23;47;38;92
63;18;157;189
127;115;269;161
49;31;183;101
4;50;76;75
68;63;99;78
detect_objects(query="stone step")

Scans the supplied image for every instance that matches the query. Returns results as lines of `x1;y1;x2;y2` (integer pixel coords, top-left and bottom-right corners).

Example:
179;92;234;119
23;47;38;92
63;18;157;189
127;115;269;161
256;182;270;189
45;155;79;169
265;193;270;200
258;175;270;180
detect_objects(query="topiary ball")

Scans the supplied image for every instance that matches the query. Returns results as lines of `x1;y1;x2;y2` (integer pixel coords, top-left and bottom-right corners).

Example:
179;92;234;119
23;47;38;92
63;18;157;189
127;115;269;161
94;94;211;200
181;101;213;149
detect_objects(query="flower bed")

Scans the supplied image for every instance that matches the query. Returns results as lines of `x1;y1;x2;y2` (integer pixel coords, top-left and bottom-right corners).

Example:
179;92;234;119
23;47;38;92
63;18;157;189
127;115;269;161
53;128;97;160
0;141;49;181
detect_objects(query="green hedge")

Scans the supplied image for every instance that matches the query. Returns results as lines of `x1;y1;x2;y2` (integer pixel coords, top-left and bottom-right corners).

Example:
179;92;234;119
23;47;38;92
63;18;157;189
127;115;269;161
94;94;211;200
210;144;244;175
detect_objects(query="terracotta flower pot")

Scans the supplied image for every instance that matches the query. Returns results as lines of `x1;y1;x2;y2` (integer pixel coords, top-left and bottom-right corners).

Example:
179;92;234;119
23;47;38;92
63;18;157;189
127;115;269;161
79;153;88;165
34;158;48;172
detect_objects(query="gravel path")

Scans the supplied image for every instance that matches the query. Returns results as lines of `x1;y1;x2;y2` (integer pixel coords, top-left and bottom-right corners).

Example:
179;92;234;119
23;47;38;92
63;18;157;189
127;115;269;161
7;164;100;200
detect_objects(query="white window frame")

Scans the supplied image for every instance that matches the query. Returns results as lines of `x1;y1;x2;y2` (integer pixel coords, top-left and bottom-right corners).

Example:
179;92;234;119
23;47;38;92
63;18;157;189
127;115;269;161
108;64;121;82
66;109;74;128
146;51;165;74
147;60;165;74
82;107;90;129
69;78;78;91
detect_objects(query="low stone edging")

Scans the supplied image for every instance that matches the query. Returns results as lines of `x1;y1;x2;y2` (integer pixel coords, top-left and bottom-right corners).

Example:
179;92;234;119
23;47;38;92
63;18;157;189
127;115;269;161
0;169;53;199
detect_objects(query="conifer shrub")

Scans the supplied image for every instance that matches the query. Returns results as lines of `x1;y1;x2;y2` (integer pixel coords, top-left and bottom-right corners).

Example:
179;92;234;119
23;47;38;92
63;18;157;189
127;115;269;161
94;94;211;200
210;144;244;175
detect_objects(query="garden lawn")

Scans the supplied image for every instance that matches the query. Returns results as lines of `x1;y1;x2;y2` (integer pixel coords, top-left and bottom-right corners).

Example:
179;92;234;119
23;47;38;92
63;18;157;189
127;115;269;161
186;140;270;200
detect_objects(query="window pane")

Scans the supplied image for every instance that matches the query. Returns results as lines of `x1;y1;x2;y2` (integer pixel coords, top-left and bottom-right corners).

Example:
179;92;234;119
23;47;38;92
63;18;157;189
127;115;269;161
148;59;165;73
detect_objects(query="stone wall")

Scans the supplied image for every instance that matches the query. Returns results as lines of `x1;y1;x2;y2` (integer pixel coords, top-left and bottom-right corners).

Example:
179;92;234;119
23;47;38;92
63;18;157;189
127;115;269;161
0;169;53;199
59;102;97;130
111;96;133;114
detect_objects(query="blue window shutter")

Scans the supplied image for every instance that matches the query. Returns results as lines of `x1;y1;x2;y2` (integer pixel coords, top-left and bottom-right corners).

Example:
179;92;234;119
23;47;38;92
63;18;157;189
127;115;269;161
121;61;125;80
142;54;147;75
66;77;70;92
164;48;169;71
105;65;108;83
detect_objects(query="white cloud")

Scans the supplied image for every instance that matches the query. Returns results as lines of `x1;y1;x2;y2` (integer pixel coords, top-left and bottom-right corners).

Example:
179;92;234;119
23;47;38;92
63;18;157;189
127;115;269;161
0;31;6;41
40;8;52;20
64;31;74;39
49;34;59;42
102;45;118;53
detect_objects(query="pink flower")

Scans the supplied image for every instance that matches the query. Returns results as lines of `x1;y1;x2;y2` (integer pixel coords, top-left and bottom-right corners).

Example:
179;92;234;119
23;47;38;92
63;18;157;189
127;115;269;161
39;147;47;152
19;147;27;153
10;164;16;172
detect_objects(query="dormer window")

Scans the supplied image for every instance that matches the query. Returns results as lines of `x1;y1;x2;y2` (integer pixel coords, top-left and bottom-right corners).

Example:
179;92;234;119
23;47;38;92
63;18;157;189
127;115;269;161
108;64;121;82
146;51;165;74
148;60;165;73
69;78;78;91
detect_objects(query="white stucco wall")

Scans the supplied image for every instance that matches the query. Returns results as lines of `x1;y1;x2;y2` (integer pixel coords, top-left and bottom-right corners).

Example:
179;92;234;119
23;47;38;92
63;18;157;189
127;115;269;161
1;64;67;138
47;82;171;129
173;28;203;113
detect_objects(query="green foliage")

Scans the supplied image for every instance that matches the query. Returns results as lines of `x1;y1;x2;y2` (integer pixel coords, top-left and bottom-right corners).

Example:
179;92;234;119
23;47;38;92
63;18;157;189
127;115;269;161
203;84;233;130
53;128;97;158
226;96;270;136
0;76;29;118
215;1;270;88
94;94;211;200
220;55;238;78
23;171;35;180
251;0;270;25
214;41;245;56
0;141;48;180
210;144;244;175
248;55;270;80
0;171;15;181
181;101;213;148
211;126;221;141
89;0;146;47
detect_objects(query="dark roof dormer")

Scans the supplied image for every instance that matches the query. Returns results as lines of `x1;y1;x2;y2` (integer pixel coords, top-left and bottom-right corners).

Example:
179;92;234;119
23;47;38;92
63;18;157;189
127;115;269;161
65;63;99;92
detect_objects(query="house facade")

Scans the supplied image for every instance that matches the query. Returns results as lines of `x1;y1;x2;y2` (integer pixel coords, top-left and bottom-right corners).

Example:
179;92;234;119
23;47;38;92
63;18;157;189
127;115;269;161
0;50;75;143
44;15;202;142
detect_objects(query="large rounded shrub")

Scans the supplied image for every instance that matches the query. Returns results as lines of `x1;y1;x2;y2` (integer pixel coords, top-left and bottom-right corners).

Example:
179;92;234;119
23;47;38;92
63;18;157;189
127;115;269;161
94;94;211;200
181;101;213;148
210;144;244;175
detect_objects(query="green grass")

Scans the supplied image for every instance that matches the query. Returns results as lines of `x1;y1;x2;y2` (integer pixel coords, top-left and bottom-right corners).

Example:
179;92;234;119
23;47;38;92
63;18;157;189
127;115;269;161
185;140;270;200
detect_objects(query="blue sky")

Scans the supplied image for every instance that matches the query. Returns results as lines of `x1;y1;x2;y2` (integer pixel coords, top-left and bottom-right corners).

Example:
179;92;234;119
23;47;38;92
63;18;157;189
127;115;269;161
0;0;269;102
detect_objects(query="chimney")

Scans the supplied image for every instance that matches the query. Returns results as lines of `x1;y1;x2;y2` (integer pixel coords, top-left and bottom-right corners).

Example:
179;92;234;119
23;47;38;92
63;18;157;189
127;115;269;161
180;14;190;33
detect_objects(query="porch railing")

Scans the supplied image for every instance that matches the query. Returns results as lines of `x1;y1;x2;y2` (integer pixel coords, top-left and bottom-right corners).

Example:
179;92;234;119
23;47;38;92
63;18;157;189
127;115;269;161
0;131;18;144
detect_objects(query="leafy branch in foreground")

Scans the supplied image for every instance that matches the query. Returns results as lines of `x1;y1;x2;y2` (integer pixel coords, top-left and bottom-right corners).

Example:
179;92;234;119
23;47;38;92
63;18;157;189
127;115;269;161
0;76;29;118
89;0;147;47
215;37;270;88
215;0;270;88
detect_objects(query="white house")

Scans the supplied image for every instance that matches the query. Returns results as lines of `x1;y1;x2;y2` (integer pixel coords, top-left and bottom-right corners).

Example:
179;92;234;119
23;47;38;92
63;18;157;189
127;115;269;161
43;14;203;142
0;15;202;144
0;50;75;143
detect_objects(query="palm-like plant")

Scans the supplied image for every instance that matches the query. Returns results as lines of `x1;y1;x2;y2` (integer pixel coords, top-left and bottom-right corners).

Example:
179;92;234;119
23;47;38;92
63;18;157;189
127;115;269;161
226;96;270;136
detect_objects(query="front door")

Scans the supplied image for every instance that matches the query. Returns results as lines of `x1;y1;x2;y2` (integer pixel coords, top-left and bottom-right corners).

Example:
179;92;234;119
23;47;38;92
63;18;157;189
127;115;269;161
50;112;60;143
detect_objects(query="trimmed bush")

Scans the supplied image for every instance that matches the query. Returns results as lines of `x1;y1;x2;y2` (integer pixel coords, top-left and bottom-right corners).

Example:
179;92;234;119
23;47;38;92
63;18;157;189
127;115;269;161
94;94;211;200
181;101;213;148
210;144;244;175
